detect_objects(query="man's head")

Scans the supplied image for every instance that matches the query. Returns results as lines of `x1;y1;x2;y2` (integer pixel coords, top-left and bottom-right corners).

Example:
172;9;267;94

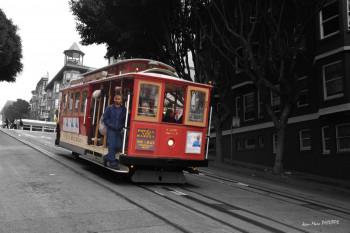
141;102;150;113
114;95;122;107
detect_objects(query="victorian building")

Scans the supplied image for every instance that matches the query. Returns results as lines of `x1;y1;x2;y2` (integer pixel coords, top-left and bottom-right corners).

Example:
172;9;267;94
29;76;49;120
44;43;95;121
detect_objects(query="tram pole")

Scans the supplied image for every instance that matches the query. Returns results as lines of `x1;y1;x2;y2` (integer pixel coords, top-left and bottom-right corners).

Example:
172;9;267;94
205;106;213;160
103;81;112;148
94;84;103;146
122;94;130;155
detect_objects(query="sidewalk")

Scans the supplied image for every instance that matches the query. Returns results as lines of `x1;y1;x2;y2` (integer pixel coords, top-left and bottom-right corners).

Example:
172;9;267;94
206;155;350;197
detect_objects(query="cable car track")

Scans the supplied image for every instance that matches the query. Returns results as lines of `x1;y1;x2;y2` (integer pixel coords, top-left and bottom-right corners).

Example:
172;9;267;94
190;169;350;220
3;129;350;232
138;184;308;233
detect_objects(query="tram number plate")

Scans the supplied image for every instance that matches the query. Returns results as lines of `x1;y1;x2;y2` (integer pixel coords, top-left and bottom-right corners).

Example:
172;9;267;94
136;128;156;151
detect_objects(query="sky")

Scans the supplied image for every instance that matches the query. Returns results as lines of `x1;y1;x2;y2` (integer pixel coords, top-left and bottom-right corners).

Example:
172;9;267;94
0;0;108;111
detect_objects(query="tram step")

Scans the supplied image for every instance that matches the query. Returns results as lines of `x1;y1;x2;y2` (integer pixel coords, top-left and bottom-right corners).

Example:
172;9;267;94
79;154;129;173
131;170;186;184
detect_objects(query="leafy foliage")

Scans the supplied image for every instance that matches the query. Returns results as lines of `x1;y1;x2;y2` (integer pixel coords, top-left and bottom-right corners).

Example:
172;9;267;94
1;99;29;121
70;0;195;80
0;9;23;82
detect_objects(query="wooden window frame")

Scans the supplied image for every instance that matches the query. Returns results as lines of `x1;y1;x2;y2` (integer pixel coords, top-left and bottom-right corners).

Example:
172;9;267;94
184;86;209;127
61;92;68;116
73;89;81;116
67;91;74;115
134;80;163;123
79;88;89;117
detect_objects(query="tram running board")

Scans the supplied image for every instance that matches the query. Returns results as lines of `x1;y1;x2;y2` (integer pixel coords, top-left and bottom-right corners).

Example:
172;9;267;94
131;170;186;184
79;154;129;173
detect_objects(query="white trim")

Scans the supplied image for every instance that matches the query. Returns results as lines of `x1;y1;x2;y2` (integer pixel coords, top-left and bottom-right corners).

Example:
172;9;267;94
299;129;311;151
321;126;330;154
314;46;350;62
319;103;350;115
210;103;350;137
319;0;340;39
231;81;253;90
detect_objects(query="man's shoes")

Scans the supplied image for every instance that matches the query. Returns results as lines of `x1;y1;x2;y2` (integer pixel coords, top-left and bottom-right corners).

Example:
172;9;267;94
102;156;107;167
109;164;119;170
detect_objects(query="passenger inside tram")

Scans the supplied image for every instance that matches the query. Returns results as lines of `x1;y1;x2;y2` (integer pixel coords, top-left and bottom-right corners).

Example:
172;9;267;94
139;101;151;116
162;109;176;123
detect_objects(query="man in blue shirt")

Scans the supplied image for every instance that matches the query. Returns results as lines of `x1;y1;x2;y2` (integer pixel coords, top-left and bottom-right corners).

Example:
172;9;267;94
103;94;126;169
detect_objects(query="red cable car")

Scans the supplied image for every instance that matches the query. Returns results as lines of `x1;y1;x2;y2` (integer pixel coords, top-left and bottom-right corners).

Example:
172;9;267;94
58;59;212;183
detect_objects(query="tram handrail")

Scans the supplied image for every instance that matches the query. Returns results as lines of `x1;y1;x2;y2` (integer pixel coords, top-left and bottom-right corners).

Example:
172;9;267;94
205;106;213;160
122;93;130;155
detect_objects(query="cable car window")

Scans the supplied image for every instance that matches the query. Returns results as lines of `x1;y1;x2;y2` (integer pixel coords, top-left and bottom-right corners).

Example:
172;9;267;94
62;93;68;114
163;83;185;123
188;91;205;123
184;86;209;127
68;92;74;114
138;84;159;117
80;89;88;115
74;91;81;114
135;81;162;122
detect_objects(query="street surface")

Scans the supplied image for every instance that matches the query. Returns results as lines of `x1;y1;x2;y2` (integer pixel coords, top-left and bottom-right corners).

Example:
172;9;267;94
0;128;349;233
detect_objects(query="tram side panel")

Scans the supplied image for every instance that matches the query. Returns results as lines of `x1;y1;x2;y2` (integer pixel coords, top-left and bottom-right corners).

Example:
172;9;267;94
122;120;208;168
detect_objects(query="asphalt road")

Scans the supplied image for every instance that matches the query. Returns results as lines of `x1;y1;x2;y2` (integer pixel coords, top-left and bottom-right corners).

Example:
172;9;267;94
1;128;350;233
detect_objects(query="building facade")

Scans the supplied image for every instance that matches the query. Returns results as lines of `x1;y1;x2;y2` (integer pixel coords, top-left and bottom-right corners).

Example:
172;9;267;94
29;77;49;120
211;0;350;180
44;43;95;122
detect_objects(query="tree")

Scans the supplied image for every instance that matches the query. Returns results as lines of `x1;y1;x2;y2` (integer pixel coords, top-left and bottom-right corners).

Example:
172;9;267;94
193;0;326;173
70;0;196;80
1;99;29;121
0;9;23;82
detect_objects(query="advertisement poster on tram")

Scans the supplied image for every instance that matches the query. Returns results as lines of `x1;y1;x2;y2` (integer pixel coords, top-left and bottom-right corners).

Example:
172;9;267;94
185;131;203;154
135;128;156;151
63;117;79;134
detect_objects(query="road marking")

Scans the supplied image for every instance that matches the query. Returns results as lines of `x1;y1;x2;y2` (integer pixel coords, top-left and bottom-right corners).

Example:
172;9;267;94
237;182;249;187
170;190;188;196
154;191;164;196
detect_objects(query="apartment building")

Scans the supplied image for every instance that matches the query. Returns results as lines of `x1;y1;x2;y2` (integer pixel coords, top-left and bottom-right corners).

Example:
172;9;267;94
214;0;350;179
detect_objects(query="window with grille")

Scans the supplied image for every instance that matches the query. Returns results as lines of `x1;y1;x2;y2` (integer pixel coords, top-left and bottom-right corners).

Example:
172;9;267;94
336;124;350;153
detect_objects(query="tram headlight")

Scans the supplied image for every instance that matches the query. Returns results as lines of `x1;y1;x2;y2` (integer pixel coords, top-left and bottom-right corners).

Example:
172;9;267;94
168;139;175;147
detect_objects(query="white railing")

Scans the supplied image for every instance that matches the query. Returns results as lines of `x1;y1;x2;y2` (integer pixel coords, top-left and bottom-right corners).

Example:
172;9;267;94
21;119;56;133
